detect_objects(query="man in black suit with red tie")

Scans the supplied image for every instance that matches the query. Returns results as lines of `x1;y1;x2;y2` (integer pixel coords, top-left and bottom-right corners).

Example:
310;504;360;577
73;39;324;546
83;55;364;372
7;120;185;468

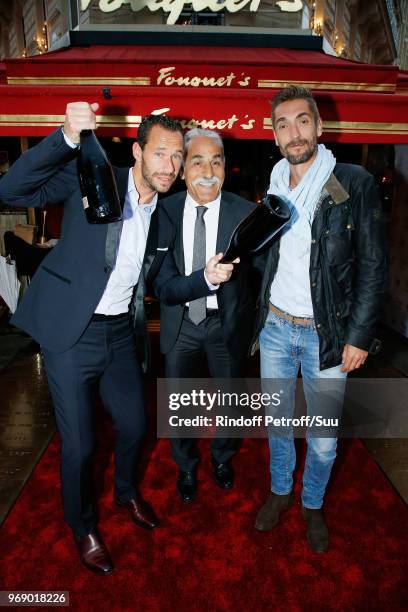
154;129;263;502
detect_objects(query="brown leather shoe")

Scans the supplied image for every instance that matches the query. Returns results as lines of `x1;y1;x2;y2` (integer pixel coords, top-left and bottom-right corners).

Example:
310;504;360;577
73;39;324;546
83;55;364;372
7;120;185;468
301;506;329;553
76;532;113;575
255;490;295;531
115;495;159;530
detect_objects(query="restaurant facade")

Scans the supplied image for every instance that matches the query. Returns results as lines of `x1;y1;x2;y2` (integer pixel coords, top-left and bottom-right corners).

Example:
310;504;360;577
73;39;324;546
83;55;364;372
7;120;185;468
0;0;407;336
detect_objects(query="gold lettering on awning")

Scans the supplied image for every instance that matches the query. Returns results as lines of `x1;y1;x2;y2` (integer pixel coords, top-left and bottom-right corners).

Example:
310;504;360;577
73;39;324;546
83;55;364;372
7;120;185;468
156;66;251;87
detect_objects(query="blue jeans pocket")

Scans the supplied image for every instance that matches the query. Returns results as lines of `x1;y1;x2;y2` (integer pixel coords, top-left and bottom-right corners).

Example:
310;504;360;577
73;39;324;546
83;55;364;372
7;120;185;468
265;310;284;328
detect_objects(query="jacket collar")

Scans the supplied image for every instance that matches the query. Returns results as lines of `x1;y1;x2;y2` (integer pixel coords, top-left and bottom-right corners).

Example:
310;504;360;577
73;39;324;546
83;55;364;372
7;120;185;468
115;166;131;204
141;207;159;279
216;192;236;253
323;172;350;204
170;192;188;274
104;166;134;271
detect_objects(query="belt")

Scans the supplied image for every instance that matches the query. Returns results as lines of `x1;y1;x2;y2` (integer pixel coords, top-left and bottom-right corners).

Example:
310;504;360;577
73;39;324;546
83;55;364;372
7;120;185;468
91;312;129;322
269;303;314;326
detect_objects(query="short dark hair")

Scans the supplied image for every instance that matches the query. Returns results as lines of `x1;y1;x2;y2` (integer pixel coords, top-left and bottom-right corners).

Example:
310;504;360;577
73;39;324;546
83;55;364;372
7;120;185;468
137;115;183;149
271;85;320;127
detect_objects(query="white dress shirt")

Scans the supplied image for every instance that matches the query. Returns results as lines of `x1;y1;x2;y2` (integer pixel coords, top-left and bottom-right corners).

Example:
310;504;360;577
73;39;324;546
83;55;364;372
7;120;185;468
183;193;221;309
62;130;157;315
95;169;157;315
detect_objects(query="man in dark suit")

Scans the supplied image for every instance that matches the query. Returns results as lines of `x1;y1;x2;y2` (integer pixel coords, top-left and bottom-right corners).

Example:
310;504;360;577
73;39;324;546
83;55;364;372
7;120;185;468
0;102;187;575
154;129;262;502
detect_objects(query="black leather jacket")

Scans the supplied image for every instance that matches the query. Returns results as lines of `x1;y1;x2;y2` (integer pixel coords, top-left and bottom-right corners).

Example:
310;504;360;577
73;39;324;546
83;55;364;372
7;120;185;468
253;163;388;370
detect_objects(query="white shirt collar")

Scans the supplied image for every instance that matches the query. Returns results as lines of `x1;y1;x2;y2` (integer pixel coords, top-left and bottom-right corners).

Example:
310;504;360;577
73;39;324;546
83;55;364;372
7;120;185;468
185;191;221;211
127;168;158;212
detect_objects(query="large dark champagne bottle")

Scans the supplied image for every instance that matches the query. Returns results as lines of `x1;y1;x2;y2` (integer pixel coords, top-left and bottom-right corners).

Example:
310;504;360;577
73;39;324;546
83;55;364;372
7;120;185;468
220;194;291;263
77;129;122;224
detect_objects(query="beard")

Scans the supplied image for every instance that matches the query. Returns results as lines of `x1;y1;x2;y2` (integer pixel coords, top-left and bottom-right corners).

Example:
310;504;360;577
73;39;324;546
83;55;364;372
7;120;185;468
141;158;175;194
282;137;317;165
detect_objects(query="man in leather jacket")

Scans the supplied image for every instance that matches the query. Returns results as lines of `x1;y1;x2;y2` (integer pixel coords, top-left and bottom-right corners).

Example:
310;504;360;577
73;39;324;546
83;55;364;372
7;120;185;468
253;86;387;553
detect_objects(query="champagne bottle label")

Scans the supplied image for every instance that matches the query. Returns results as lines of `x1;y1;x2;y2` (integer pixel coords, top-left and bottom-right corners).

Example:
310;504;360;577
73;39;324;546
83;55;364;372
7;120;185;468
82;196;89;210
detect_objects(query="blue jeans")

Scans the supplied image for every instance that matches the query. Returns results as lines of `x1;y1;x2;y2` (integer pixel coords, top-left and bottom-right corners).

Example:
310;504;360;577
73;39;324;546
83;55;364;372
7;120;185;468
260;309;347;509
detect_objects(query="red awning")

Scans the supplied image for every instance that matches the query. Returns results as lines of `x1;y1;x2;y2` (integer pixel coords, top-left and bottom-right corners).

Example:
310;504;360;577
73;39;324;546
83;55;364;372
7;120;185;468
0;45;407;143
0;62;6;84
397;70;408;95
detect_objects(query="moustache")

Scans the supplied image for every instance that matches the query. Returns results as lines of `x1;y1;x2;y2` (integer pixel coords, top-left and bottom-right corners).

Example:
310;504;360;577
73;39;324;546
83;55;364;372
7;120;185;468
192;177;221;187
154;172;176;179
286;139;308;148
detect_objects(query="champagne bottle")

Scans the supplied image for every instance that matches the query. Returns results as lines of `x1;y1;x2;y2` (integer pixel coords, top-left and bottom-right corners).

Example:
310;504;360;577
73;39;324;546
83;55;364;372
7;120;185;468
77;129;122;224
219;194;291;263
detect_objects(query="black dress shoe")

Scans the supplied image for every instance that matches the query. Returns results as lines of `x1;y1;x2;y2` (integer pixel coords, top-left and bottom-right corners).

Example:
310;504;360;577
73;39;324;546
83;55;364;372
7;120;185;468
177;471;197;502
212;460;234;489
75;531;113;576
115;494;159;530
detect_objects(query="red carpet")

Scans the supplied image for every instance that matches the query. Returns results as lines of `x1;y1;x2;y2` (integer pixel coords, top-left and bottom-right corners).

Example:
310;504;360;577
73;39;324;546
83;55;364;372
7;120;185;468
0;422;407;611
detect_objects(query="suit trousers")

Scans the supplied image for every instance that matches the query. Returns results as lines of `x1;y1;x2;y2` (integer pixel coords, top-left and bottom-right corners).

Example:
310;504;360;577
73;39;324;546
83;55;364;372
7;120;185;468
42;314;146;538
165;309;244;472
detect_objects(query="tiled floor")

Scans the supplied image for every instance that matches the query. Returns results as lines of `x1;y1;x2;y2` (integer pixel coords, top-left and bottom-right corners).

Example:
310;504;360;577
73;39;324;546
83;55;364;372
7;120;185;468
353;327;408;503
363;438;408;503
0;343;55;525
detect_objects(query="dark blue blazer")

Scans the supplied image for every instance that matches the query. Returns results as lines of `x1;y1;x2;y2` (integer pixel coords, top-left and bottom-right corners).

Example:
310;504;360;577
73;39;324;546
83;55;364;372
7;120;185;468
0;128;174;360
153;190;263;358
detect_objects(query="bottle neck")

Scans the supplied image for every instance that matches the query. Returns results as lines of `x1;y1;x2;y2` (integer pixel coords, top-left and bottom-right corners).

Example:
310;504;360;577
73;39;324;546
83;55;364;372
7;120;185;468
79;130;107;159
80;129;94;142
